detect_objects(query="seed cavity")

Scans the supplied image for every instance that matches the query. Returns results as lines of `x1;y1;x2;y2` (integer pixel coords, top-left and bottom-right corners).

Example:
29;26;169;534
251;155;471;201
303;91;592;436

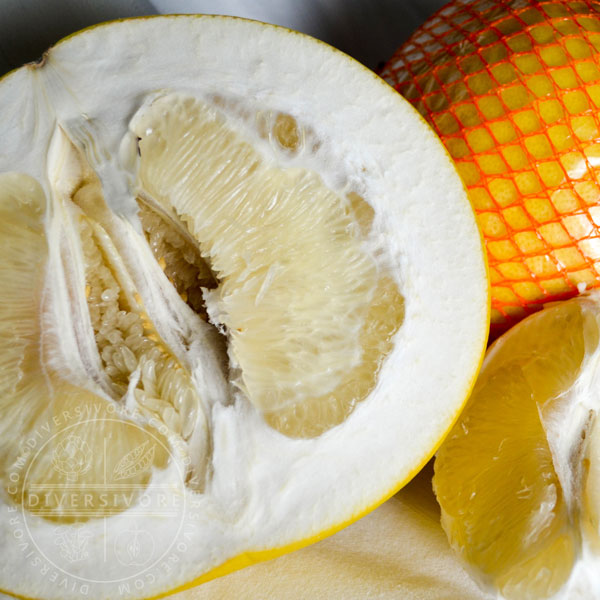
272;113;302;152
137;197;217;318
76;215;207;486
47;128;211;491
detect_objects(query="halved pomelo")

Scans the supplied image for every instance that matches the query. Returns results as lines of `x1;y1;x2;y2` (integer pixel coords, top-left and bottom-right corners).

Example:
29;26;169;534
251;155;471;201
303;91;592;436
0;16;489;600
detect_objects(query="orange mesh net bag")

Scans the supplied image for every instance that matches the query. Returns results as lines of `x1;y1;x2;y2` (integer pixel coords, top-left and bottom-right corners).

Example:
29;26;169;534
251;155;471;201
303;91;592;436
381;0;600;337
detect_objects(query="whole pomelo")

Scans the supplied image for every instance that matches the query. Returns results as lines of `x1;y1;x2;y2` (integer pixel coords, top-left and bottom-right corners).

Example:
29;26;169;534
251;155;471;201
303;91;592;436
382;0;600;337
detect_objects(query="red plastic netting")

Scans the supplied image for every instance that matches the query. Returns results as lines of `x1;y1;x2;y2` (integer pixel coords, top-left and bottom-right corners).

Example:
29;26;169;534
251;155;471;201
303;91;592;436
381;0;600;337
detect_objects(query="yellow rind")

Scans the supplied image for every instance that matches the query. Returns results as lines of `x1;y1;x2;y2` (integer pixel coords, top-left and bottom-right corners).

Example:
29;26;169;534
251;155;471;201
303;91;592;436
0;14;491;600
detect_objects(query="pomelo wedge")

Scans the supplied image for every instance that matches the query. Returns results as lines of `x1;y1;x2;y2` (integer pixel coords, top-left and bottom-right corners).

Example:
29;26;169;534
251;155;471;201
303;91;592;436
435;292;600;599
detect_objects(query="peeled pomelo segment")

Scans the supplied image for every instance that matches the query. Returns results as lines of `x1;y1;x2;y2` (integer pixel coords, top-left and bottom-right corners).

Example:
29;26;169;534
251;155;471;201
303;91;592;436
131;94;404;436
437;365;576;599
434;295;600;599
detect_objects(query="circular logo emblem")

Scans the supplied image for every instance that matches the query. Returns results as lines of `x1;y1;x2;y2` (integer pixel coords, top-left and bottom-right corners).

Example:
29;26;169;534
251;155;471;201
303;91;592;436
6;406;196;596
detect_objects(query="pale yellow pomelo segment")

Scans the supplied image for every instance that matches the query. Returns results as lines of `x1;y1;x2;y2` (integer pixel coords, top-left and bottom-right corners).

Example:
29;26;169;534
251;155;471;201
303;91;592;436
132;94;404;437
434;297;600;600
0;173;48;463
169;468;489;600
265;276;403;437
